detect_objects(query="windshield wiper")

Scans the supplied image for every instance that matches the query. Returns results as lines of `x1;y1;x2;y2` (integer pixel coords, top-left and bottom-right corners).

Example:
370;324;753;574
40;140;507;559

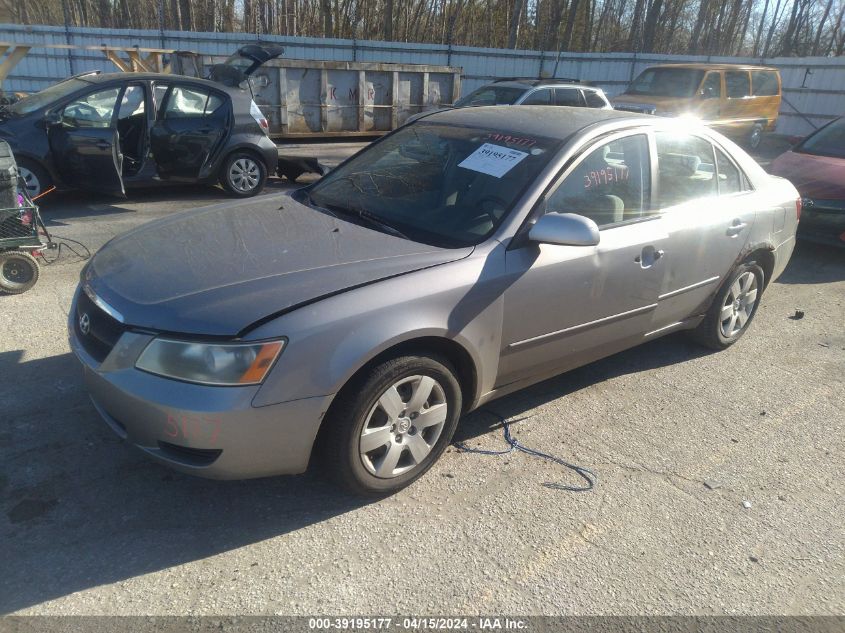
316;200;410;240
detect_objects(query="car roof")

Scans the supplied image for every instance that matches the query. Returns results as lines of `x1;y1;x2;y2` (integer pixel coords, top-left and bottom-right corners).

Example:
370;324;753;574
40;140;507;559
644;63;779;72
420;105;646;140
486;79;597;89
76;71;237;92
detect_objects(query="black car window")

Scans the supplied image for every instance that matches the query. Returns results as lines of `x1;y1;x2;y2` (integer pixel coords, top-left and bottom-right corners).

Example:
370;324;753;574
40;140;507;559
701;72;721;99
543;134;652;227
554;88;585;107
583;90;607;108
655;132;717;208
164;86;224;119
521;89;552;105
715;147;746;195
117;85;145;119
794;116;845;159
61;87;120;128
453;86;524;107
725;71;751;99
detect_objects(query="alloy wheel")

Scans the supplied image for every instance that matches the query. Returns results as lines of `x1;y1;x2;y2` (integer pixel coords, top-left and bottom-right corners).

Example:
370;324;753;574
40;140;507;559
359;375;448;478
18;166;41;198
720;271;758;338
228;158;260;193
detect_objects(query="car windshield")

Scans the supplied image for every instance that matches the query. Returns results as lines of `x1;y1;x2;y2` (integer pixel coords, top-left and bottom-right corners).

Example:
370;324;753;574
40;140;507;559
454;86;525;107
303;123;561;247
7;77;92;115
626;68;705;98
795;117;845;159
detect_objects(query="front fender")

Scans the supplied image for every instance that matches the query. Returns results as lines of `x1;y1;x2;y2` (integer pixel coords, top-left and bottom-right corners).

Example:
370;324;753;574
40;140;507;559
249;245;507;409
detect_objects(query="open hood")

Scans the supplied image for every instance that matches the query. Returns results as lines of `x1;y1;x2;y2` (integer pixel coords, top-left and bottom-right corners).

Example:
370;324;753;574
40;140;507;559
209;43;284;87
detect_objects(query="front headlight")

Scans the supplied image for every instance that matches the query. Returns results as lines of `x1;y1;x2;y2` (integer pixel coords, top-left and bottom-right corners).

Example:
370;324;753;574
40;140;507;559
135;338;285;386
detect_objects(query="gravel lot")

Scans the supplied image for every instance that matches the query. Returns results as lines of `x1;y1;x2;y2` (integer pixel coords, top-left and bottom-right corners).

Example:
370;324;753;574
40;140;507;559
1;139;843;616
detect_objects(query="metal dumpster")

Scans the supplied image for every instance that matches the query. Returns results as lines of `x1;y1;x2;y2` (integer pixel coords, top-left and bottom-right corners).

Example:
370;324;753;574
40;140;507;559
199;56;461;138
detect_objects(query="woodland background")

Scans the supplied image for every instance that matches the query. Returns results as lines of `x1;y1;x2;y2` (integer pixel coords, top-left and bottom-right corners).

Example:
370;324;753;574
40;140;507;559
8;0;845;58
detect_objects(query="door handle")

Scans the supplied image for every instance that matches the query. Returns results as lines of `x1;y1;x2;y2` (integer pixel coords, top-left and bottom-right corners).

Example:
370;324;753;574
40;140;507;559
726;219;747;236
636;246;664;267
96;141;111;150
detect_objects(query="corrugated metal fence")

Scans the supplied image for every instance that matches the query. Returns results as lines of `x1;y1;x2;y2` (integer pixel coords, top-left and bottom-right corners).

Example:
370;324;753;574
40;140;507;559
2;22;844;136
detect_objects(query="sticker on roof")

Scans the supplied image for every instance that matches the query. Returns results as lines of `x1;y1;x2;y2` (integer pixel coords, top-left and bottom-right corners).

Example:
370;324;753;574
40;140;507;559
458;143;529;178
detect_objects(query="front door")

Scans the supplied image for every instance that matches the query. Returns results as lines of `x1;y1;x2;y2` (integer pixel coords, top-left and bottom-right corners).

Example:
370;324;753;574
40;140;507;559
47;86;125;195
150;84;228;181
498;132;669;387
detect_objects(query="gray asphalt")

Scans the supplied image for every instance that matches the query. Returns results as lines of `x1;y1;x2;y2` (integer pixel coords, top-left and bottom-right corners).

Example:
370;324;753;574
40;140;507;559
0;140;843;616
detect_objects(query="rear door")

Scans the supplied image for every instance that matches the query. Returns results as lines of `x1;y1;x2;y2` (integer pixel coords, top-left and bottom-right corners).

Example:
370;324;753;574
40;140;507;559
650;131;756;327
47;86;125;195
149;84;229;181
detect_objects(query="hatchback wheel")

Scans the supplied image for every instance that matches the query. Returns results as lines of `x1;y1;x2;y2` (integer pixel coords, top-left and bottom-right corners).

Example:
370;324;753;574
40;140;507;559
0;250;40;294
17;159;52;199
320;354;462;496
220;152;267;198
690;261;764;350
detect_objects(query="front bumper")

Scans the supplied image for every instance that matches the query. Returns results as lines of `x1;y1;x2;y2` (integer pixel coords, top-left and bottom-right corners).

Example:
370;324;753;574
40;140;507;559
68;291;332;480
798;198;845;247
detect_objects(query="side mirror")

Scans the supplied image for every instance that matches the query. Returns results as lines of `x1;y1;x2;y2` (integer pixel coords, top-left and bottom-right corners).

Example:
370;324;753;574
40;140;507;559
43;111;62;127
529;213;600;247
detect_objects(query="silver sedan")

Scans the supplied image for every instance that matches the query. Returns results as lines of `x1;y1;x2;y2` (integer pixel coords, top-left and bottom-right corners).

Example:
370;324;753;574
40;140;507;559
69;106;800;495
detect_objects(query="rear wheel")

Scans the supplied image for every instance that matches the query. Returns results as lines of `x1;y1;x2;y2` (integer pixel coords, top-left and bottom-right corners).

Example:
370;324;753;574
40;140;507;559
320;354;463;496
747;122;765;150
17;159;52;199
0;250;40;294
220;152;267;198
690;261;764;350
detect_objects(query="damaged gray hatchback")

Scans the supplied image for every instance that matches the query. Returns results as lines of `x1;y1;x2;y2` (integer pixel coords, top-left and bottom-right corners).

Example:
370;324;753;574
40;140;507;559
69;106;799;495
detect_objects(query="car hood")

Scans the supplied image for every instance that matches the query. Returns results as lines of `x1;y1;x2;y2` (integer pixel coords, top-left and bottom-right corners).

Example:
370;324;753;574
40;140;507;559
769;150;845;200
84;193;473;336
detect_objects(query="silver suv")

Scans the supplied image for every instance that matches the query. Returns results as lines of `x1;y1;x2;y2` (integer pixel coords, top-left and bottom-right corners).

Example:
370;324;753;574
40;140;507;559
453;79;613;109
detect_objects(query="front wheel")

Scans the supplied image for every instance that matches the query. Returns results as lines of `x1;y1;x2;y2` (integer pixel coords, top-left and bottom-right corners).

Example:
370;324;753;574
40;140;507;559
220;152;267;198
0;250;40;294
17;158;53;199
690;261;764;350
320;354;463;496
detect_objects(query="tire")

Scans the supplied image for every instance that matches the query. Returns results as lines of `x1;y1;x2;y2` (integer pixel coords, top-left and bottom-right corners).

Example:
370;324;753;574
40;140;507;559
319;354;463;496
690;261;764;350
0;250;40;294
16;158;53;200
747;122;765;150
219;152;267;198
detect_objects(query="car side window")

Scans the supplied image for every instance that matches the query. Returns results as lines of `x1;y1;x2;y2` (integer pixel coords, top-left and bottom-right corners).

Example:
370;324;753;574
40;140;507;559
655;132;717;208
725;71;750;99
554;88;584;107
164;86;224;119
543;134;652;227
61;88;120;128
751;70;779;96
701;73;721;99
715;147;747;195
522;89;552;105
583;90;607;108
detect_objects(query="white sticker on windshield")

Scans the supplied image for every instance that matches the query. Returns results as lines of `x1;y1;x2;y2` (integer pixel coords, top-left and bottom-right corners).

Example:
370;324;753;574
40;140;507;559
458;143;529;178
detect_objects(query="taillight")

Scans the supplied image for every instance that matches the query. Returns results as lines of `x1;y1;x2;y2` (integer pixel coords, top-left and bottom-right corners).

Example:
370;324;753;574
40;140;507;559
795;197;803;220
249;100;270;136
259;117;270;133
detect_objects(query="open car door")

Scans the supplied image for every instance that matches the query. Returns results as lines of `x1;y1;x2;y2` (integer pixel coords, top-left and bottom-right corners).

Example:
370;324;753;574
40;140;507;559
47;86;125;196
208;43;284;88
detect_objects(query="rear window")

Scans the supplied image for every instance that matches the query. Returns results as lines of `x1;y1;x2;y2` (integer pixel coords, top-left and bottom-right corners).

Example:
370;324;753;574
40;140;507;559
795;117;845;159
725;71;751;99
584;91;607;108
751;71;779;96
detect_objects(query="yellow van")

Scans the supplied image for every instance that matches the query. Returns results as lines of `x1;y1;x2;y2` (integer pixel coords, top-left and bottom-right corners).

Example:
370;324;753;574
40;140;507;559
611;63;782;149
